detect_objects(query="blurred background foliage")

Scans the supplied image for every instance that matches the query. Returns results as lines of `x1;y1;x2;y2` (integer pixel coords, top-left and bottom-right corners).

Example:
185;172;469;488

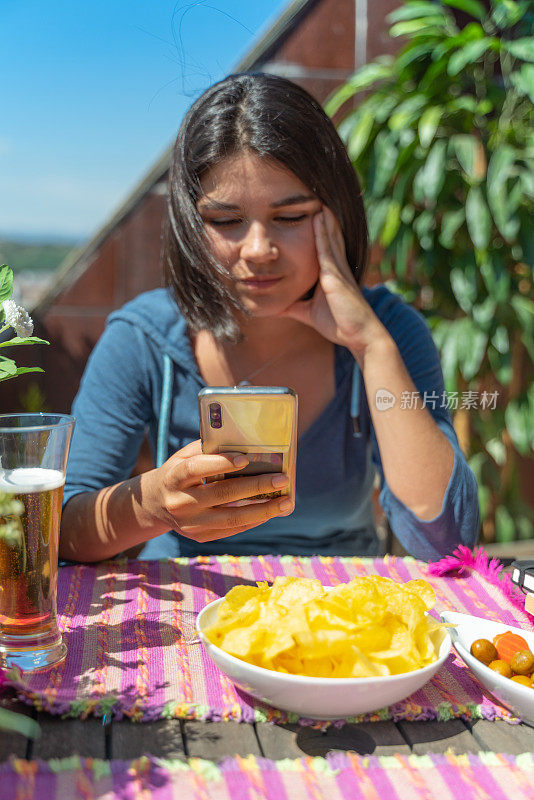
328;0;533;543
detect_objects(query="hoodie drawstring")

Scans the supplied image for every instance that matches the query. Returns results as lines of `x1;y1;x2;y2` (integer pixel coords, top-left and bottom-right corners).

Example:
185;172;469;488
157;354;173;468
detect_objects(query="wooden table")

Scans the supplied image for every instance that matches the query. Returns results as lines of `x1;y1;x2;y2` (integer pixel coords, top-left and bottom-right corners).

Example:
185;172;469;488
2;694;534;762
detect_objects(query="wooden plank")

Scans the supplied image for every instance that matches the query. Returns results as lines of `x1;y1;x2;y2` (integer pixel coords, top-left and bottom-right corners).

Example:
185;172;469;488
468;720;534;754
112;719;185;760
32;715;107;759
396;720;480;754
0;696;32;760
256;721;411;759
183;720;261;759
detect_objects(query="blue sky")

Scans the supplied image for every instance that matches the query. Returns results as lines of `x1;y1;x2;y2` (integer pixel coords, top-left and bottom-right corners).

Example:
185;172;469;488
1;0;290;241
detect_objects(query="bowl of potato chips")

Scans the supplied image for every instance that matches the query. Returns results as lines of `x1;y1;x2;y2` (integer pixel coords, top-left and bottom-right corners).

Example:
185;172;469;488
196;576;451;719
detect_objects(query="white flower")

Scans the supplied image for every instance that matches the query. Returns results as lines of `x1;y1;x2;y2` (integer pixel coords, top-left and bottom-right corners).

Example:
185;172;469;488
2;299;34;337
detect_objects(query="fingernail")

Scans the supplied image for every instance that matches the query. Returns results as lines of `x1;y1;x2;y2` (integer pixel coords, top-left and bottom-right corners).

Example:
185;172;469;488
279;498;293;512
272;474;289;488
233;455;249;467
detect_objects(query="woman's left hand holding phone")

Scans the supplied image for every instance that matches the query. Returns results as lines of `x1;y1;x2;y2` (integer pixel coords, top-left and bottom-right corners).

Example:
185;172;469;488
144;439;293;543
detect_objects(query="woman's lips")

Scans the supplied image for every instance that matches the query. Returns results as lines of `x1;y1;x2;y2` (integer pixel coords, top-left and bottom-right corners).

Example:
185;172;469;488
238;277;282;290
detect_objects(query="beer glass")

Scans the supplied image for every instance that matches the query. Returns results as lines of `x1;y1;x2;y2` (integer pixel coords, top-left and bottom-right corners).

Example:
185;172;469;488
0;413;75;672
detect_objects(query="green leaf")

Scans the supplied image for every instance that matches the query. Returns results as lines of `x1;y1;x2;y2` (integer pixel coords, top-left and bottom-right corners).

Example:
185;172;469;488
441;0;486;20
418;106;443;148
448;38;495;75
495;505;516;543
0;356;17;376
466;186;492;249
505;397;533;454
325;59;394;115
450;265;477;312
421;140;447;203
458;320;487;380
511;295;534;333
369;131;398;195
503;38;534;62
438;321;459;391
480;255;511;303
389;95;427;130
491;324;509;354
510;62;534;102
393;226;413;280
0;366;44;382
380;200;401;247
439;208;465;248
388;2;447;23
367;199;391;242
492;0;531;28
487;437;506;465
347;110;375;162
522;330;534;363
477;484;491;518
395;42;437;72
413;209;436;242
488;346;512;384
0;336;49;348
487;145;515;195
486;146;521;241
0;707;40;739
0;265;13;305
472;297;497;330
451;134;486;182
390;18;446;37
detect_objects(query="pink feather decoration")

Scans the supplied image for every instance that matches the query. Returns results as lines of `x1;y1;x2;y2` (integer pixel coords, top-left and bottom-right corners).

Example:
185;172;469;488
428;545;533;619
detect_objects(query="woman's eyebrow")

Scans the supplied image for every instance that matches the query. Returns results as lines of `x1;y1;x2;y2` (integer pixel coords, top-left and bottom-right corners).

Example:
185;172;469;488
197;194;317;212
197;199;239;212
271;194;317;208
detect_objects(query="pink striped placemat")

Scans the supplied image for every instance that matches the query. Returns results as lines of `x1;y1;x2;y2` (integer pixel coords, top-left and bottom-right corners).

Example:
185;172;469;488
2;753;534;800
2;552;533;724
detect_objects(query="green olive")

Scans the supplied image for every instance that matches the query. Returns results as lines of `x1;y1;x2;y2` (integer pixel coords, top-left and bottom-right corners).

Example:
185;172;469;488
510;650;534;676
488;659;513;678
470;638;498;666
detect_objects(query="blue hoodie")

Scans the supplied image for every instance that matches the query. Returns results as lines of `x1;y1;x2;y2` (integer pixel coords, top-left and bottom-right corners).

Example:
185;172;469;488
64;285;479;561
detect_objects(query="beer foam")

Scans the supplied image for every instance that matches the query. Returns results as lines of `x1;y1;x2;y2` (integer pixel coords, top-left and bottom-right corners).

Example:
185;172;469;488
0;467;65;493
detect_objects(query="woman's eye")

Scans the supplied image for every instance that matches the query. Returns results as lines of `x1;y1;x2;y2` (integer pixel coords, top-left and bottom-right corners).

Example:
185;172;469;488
208;218;242;227
275;215;307;224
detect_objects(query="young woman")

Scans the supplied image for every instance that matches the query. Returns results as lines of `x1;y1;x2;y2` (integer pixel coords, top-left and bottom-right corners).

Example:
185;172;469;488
60;73;479;563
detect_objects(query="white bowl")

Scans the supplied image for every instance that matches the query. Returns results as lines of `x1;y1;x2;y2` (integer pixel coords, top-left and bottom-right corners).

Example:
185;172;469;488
196;597;451;720
441;611;534;727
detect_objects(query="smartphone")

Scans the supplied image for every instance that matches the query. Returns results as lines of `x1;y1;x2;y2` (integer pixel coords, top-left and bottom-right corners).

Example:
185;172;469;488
511;560;534;615
198;386;297;502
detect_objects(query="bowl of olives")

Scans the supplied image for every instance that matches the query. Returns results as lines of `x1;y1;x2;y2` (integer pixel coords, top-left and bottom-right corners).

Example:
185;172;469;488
440;611;534;726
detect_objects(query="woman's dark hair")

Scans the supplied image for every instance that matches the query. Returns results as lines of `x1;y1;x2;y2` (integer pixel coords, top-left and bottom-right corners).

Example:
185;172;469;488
163;72;368;339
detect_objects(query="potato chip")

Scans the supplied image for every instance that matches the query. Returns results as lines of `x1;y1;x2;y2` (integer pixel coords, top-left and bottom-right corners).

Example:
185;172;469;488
203;575;444;678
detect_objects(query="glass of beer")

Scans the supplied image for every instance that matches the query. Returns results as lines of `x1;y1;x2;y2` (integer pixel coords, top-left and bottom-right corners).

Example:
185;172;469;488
0;413;75;672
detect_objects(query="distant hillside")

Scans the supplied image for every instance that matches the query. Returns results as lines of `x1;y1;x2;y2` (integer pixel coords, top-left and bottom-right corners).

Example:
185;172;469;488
0;237;77;273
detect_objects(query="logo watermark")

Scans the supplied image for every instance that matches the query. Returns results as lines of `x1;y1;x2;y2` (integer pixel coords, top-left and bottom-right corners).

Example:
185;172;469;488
375;388;396;411
375;389;500;411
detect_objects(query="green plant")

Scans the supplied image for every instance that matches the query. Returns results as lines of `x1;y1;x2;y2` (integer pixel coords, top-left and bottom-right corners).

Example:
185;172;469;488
327;0;534;543
0;264;49;381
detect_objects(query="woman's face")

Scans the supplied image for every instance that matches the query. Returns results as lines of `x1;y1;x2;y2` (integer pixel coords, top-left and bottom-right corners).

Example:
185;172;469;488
197;152;322;317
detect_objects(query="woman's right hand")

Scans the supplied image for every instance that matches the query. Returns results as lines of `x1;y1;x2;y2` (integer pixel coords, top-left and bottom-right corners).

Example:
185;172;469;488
144;439;294;543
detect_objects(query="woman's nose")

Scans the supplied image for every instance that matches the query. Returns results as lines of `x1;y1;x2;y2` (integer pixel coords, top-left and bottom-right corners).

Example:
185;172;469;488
240;222;278;262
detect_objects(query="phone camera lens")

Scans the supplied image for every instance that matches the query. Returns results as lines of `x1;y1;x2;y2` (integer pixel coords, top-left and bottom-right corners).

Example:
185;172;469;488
209;403;222;428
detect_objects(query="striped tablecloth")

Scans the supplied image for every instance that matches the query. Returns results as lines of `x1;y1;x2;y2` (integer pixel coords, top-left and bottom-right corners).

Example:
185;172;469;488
2;753;534;800
2;552;533;724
